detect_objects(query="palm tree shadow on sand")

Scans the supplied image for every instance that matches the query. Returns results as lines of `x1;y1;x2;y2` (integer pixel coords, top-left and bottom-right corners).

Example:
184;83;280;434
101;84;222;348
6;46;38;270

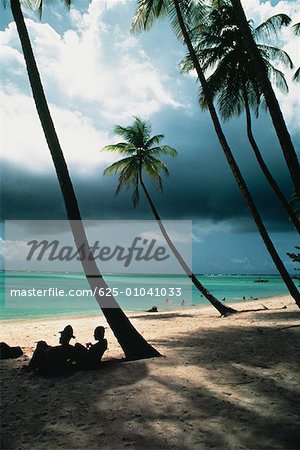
1;311;299;449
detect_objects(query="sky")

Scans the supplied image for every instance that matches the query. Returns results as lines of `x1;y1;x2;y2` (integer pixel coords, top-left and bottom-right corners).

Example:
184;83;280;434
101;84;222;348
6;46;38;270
1;0;299;274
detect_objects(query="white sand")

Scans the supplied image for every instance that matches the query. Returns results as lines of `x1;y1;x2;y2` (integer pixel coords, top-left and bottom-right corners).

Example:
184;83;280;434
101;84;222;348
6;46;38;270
1;295;300;449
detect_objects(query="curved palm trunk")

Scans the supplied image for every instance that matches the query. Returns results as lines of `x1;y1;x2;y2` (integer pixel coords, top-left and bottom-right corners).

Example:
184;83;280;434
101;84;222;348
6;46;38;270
243;94;300;234
11;0;160;360
139;169;237;316
230;0;300;201
173;0;300;308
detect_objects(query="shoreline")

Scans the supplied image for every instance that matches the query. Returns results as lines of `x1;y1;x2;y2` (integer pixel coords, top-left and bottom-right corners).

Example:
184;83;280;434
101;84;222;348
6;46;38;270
0;293;290;323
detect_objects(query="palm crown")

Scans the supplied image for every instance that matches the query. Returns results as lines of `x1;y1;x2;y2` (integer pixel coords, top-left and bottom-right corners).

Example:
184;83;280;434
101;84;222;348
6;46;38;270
180;1;293;120
102;117;177;206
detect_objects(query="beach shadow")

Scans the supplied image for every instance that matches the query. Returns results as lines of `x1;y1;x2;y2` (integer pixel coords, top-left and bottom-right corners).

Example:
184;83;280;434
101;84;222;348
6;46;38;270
252;310;300;323
148;321;300;449
1;358;151;449
2;313;300;449
130;313;195;320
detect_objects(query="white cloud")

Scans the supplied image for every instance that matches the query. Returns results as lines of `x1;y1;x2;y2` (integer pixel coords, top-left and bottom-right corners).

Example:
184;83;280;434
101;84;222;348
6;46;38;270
1;0;181;174
1;88;116;175
193;220;234;243
0;239;29;261
140;230;192;244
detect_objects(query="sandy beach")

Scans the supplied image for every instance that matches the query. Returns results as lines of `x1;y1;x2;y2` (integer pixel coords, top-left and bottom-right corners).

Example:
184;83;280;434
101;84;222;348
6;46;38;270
1;295;300;450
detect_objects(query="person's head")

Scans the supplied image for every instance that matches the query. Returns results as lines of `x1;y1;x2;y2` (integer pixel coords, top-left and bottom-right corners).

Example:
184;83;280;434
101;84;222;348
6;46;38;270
94;326;105;341
59;325;75;345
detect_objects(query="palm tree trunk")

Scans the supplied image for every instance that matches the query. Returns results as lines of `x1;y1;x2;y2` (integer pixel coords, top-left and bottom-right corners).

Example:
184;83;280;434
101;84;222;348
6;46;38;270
243;93;300;234
11;0;160;360
139;169;237;316
230;0;300;201
173;0;300;308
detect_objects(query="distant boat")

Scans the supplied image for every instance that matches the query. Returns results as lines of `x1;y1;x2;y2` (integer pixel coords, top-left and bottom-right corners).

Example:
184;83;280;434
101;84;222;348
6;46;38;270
254;278;269;283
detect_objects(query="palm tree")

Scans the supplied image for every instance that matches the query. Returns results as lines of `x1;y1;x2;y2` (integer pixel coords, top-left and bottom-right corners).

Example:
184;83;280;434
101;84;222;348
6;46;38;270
7;0;160;360
180;4;300;233
102;117;237;316
230;0;300;201
292;23;300;82
132;0;300;308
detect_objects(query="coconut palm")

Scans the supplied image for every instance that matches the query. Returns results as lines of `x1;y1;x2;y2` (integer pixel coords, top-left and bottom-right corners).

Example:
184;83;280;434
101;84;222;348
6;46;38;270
180;3;300;233
102;117;237;316
132;0;300;308
6;0;160;360
230;0;300;201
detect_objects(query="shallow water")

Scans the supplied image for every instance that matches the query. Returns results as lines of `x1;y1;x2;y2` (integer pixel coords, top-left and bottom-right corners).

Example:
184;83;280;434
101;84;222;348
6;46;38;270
0;271;293;319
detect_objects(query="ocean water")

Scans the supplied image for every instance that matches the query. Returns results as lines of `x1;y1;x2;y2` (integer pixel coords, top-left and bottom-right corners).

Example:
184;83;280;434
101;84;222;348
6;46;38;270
0;271;293;320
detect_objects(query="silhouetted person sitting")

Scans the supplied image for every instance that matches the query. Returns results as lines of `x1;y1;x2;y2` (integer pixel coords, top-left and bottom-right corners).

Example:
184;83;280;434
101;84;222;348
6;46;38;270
72;326;107;369
29;325;75;374
0;342;23;360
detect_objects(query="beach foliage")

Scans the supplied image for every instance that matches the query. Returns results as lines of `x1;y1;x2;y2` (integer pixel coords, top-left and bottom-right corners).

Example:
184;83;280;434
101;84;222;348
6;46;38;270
179;1;300;233
102;117;177;207
131;0;300;307
5;0;161;360
102;117;237;316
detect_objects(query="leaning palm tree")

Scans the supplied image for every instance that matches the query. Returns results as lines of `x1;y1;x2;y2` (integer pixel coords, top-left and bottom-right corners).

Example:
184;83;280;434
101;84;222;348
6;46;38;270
180;4;300;233
230;0;300;201
6;0;160;360
102;117;237;316
132;0;300;308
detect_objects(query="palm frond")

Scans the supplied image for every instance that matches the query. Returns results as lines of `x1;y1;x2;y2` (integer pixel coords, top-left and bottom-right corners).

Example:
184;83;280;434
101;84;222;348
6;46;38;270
146;155;170;176
143;158;166;192
18;0;72;18
148;145;178;157
145;134;164;149
103;157;135;177
254;13;291;40
264;61;289;93
101;143;136;154
292;22;300;36
131;0;170;34
258;44;294;69
115;159;140;194
293;66;300;82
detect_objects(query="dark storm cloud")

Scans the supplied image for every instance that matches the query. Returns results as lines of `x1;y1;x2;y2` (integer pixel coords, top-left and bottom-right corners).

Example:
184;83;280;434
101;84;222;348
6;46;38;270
1;106;298;236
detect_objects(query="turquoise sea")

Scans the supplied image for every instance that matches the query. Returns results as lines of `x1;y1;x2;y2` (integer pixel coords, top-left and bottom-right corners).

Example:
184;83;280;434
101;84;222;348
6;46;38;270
0;271;295;320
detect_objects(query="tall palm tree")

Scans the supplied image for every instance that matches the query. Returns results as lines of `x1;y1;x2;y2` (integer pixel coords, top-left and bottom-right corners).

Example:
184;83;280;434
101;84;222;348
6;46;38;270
132;0;300;308
7;0;160;360
102;117;237;316
180;4;300;233
230;0;300;201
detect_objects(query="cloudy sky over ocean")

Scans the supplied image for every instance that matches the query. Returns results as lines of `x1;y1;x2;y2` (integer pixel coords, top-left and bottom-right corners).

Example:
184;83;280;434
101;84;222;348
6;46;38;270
1;0;299;273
